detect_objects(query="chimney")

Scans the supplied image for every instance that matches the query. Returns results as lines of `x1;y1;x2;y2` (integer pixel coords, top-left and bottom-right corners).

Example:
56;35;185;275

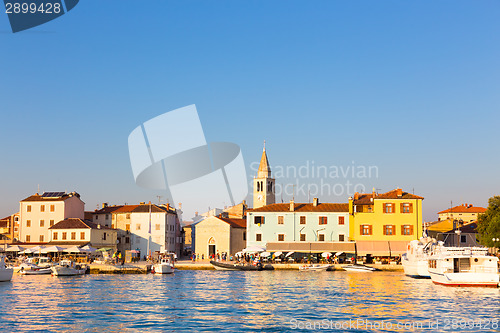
313;198;319;207
140;202;145;205
354;193;359;201
97;224;101;229
290;200;295;212
372;187;376;198
166;203;170;210
102;203;108;208
396;188;403;198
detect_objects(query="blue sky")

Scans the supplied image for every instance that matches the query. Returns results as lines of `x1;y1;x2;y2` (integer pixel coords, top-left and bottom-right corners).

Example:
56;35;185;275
0;1;499;221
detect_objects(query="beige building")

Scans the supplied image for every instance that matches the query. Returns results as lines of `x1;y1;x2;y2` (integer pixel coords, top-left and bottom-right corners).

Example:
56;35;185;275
19;192;85;244
0;213;19;243
193;216;246;258
437;204;486;223
49;218;117;249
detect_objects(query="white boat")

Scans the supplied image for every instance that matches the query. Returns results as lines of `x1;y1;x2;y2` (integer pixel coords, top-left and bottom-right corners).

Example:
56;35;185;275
343;264;377;272
50;260;86;276
152;255;175;274
19;266;52;275
12;262;40;273
299;264;331;272
428;247;499;287
0;255;14;282
402;238;438;278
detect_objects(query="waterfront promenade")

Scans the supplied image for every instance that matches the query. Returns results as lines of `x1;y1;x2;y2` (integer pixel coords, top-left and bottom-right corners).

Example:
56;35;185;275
88;260;403;273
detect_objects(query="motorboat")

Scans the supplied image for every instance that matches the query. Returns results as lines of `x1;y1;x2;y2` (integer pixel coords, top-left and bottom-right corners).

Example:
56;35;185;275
152;255;175;274
402;238;439;278
12;262;40;273
210;260;274;271
343;264;377;272
299;264;331;272
50;260;86;276
428;247;499;287
0;255;13;282
19;266;52;275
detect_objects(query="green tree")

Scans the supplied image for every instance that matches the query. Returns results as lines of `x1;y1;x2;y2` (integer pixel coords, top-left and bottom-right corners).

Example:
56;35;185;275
477;196;500;247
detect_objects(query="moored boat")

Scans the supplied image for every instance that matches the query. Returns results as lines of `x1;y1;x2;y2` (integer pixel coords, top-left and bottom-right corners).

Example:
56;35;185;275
50;260;86;276
343;264;377;272
299;264;331;272
19;267;52;275
152;255;175;274
0;255;14;282
210;260;274;271
428;247;499;287
402;238;439;278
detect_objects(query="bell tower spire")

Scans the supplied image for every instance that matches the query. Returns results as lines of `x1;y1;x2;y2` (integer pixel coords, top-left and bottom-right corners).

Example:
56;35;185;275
253;141;275;208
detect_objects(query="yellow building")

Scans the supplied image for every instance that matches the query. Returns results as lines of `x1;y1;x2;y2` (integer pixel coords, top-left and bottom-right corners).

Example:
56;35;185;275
348;188;424;257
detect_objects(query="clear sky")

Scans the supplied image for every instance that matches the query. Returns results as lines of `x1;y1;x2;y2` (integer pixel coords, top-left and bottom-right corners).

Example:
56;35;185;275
1;1;499;221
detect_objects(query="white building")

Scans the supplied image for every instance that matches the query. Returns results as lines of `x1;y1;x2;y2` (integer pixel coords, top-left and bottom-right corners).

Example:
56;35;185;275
19;192;84;244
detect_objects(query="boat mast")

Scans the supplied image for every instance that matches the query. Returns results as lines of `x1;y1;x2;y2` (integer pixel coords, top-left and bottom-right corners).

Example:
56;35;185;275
147;201;152;260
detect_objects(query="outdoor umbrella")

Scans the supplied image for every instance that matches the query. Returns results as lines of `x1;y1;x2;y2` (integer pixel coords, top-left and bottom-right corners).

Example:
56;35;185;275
321;252;332;258
42;246;65;254
6;245;24;252
285;251;295;257
64;246;85;253
81;245;97;253
273;251;283;257
31;246;45;254
97;248;112;252
260;252;271;257
242;246;265;253
335;252;344;256
19;248;34;254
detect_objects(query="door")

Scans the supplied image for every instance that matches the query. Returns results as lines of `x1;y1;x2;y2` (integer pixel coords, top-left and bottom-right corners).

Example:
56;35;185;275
209;245;216;256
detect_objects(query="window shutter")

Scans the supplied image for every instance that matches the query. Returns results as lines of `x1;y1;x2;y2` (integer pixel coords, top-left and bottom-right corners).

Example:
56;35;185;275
369;225;373;235
400;203;404;213
383;225;386;235
392;225;396;235
410;225;414;235
409;203;413;213
360;225;363;235
401;225;405;235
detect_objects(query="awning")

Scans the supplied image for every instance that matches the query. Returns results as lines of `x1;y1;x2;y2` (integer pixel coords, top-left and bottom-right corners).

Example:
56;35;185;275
388;241;410;255
266;242;356;253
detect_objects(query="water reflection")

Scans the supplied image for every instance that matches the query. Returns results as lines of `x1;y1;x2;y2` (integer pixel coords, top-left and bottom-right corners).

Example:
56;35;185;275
0;271;498;332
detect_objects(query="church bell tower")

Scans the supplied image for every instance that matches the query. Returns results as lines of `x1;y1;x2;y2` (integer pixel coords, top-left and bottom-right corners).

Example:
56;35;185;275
253;142;275;209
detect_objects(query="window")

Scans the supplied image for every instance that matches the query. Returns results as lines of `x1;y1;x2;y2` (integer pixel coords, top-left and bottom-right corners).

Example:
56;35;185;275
300;216;306;224
96;215;99;220
39;235;44;242
383;225;395;235
401;203;413;214
103;233;107;241
26;235;30;242
40;220;44;227
278;216;284;225
40;205;45;212
360;225;372;235
155;224;160;230
277;234;285;242
461;235;467;243
26;220;31;227
50;220;54;227
254;216;264;225
105;214;109;220
243;233;246;241
338;216;345;225
256;234;262;242
318;234;325;241
53;232;58;240
339;234;345;242
136;224;141;230
50;205;55;212
62;232;67;240
319;216;327;225
126;224;130;231
80;232;85;240
125;237;130;244
300;233;306;241
27;205;31;212
401;225;414;235
71;232;76;240
383;203;394;213
126;214;131;219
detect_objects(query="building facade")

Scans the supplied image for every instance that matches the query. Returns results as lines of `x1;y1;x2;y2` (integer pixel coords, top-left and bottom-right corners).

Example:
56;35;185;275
49;218;117;249
193;216;246;258
253;145;275;209
19;192;85;244
437;204;486;223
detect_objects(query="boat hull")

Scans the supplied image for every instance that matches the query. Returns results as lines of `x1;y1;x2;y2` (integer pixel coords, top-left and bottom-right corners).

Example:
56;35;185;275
299;265;331;272
210;261;274;271
51;266;86;276
343;264;376;272
19;267;52;275
402;258;430;278
429;271;499;288
153;264;174;274
0;268;14;282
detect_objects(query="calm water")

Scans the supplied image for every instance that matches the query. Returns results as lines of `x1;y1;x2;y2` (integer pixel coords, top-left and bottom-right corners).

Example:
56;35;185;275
0;271;498;332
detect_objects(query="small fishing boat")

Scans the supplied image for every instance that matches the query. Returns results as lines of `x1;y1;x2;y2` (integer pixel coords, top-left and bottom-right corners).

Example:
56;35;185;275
299;264;331;272
152;255;175;274
343;264;377;272
210;260;274;271
51;260;86;276
0;255;13;282
19;266;52;275
428;247;499;287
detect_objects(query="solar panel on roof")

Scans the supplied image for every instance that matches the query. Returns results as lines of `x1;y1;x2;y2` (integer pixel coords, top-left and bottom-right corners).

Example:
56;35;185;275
41;191;65;198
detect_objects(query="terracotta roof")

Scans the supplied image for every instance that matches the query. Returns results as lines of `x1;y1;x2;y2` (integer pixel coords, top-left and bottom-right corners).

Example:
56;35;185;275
219;217;246;228
353;189;423;204
49;218;112;230
100;204;176;214
20;192;81;202
438;204;486;214
251;203;349;213
93;205;124;214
